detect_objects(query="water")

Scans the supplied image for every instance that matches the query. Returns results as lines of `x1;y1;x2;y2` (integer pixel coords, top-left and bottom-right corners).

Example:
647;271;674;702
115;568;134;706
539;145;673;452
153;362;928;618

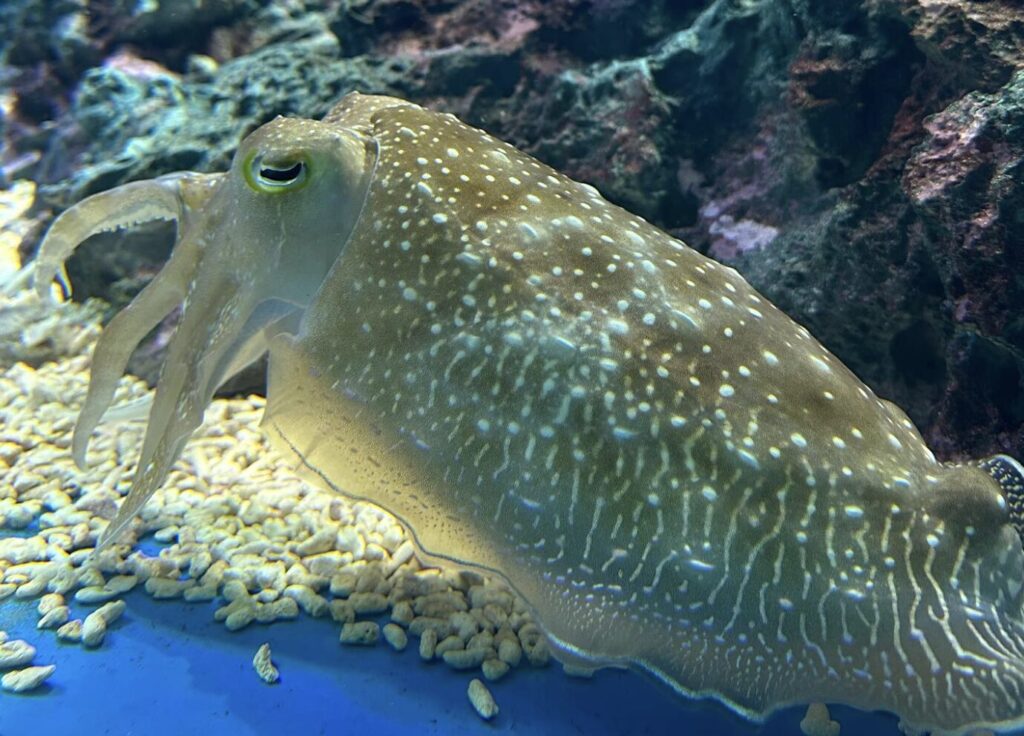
2;0;1023;734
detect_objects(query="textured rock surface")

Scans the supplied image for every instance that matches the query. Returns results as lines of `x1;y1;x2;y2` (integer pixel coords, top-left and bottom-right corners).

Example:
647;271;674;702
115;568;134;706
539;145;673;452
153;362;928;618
0;0;1021;458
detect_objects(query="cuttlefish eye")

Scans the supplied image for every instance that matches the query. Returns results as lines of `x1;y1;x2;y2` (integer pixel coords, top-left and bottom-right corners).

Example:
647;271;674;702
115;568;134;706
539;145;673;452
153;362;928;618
245;152;308;192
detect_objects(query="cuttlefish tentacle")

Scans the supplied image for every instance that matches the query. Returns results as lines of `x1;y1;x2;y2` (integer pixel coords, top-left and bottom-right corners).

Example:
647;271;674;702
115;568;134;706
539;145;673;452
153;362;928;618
31;174;215;301
208;298;303;388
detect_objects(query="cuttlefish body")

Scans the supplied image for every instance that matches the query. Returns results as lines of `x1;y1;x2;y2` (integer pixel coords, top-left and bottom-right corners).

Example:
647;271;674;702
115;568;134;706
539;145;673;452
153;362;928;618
27;93;1024;733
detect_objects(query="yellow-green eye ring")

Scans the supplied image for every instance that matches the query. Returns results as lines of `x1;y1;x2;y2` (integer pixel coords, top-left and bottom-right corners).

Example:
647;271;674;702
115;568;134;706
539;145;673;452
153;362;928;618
244;152;309;193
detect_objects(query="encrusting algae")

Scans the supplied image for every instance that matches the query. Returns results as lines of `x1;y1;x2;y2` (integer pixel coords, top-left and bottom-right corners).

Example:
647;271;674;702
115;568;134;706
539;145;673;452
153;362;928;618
253;642;280;684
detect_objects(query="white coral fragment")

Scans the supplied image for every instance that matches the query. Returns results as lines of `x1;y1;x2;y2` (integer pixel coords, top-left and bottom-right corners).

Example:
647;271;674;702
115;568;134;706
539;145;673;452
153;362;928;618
339;621;379;645
1;664;56;693
37;606;71;630
801;702;840;736
252;643;279;684
382;623;407;651
81;612;107;648
74;586;120;604
481;658;509;681
0;639;35;668
467;678;499;720
94;599;127;625
56;620;82;642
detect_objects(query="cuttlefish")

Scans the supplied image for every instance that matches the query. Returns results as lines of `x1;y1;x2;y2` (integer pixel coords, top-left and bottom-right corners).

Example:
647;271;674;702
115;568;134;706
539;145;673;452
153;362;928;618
25;92;1024;734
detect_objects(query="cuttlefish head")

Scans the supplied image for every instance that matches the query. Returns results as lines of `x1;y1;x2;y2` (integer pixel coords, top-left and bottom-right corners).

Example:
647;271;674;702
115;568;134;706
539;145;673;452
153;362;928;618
29;115;378;547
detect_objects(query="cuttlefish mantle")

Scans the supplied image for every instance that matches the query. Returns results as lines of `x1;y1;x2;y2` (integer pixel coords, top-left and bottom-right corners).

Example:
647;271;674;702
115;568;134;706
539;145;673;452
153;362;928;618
26;92;1024;734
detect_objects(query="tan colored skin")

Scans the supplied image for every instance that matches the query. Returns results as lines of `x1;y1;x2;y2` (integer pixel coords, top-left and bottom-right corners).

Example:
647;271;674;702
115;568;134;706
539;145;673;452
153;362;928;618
24;93;1024;734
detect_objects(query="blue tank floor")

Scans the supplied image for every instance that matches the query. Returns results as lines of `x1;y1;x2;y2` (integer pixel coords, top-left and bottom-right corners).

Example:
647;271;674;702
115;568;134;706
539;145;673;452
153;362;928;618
0;588;910;736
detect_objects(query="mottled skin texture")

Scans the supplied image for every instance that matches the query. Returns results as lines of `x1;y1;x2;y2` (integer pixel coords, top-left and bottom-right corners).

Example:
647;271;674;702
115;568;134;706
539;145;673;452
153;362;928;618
24;93;1024;734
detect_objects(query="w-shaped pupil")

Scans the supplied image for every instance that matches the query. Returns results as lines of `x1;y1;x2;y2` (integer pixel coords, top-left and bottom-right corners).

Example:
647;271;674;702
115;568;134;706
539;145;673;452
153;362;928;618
260;162;303;182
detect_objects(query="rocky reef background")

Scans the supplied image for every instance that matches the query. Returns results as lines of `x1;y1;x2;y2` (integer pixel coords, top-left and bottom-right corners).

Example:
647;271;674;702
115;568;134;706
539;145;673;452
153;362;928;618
0;0;1021;461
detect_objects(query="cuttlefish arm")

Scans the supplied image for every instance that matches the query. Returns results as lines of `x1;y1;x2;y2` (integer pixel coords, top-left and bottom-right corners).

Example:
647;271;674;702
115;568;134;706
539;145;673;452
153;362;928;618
119;283;303;547
207;297;304;389
29;174;224;469
29;118;377;548
82;298;302;428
